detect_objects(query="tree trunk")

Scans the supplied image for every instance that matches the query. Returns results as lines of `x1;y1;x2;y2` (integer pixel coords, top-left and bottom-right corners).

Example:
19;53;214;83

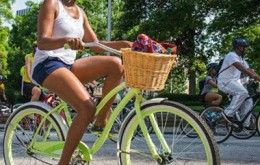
188;69;196;94
185;29;196;95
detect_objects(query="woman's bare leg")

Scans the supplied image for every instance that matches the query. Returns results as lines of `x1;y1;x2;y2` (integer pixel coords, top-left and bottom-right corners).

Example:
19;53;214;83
72;56;124;127
205;92;222;106
42;68;96;165
31;86;41;101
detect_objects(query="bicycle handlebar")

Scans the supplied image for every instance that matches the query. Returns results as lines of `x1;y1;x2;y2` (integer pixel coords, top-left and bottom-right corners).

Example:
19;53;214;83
82;42;122;56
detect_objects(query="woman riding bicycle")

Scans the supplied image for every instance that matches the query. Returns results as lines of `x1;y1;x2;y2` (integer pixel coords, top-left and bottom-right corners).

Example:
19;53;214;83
32;0;131;164
217;38;260;129
200;63;222;106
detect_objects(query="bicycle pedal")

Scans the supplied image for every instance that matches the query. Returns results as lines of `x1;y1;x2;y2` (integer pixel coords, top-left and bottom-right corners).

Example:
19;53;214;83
228;122;239;129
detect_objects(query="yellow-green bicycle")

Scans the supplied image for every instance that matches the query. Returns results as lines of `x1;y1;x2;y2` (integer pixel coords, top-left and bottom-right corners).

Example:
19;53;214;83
3;42;220;165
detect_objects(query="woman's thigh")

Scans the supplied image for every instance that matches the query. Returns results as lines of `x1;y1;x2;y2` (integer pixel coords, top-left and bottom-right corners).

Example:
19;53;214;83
71;56;123;84
42;67;93;111
204;92;221;102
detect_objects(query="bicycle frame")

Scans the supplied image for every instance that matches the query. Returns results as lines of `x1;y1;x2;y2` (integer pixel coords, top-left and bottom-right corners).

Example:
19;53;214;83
27;82;170;162
238;93;260;124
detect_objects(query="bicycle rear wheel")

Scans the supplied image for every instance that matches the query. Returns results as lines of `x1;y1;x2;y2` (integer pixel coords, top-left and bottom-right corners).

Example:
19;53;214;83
119;100;220;165
4;103;66;165
201;106;231;143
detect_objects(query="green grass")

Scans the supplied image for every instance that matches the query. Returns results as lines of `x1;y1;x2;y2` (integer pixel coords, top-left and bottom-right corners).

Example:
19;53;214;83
188;105;260;113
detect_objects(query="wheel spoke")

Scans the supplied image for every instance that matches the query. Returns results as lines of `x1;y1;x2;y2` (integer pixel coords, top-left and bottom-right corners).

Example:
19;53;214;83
119;102;220;164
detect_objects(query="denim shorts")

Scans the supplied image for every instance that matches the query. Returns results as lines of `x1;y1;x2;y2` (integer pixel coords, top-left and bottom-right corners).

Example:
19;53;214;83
32;57;72;85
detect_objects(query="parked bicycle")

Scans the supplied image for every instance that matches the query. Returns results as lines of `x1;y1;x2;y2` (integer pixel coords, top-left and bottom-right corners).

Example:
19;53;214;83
3;42;220;165
0;102;12;127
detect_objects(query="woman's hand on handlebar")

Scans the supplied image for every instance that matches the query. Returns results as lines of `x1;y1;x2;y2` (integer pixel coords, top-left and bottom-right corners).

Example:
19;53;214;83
65;37;84;50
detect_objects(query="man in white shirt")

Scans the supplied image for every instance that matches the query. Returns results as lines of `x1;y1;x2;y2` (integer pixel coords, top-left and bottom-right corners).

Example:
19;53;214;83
217;38;260;128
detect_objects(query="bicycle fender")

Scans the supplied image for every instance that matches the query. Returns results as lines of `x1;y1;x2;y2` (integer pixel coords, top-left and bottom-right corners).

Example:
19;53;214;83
13;101;69;136
141;98;168;107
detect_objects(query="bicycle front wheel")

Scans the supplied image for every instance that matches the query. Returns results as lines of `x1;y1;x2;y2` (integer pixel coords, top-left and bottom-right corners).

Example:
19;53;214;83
231;114;257;139
118;100;220;165
257;114;260;136
4;103;66;165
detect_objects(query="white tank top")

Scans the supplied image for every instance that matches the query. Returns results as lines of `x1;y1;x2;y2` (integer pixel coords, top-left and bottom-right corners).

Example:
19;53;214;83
33;0;84;66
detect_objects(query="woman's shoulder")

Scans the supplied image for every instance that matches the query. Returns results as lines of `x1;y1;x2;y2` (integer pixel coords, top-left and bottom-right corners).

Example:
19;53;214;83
43;0;58;5
42;0;59;10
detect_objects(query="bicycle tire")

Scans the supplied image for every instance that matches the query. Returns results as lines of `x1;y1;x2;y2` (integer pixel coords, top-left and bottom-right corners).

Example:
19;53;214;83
180;113;199;138
118;100;220;165
201;106;231;143
231;113;257;139
3;102;67;165
257;113;260;136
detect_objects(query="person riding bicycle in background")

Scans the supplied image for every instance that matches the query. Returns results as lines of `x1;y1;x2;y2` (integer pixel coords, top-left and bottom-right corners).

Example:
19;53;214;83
0;75;7;102
200;63;222;106
32;0;132;164
217;37;260;129
21;42;42;101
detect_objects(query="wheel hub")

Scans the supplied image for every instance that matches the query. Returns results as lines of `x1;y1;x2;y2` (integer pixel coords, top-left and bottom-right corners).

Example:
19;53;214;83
158;153;174;165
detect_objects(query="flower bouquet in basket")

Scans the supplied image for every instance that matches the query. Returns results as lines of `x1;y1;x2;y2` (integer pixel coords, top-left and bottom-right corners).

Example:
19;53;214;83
121;34;177;91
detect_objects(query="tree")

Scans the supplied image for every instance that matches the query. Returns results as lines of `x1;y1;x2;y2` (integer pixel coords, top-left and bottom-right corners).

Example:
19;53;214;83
117;0;216;94
77;0;124;40
208;0;260;63
0;0;13;25
220;25;260;74
0;0;13;78
117;0;260;94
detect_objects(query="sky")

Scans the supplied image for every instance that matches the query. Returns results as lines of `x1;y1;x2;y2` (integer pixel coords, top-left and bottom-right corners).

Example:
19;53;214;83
3;0;41;27
12;0;41;14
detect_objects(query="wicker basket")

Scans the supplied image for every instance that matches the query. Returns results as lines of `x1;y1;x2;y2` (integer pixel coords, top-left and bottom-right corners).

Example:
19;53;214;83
121;48;177;91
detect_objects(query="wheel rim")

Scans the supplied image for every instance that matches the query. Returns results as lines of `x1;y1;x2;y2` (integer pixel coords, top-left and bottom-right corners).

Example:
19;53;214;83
4;108;64;165
119;105;216;164
231;114;257;139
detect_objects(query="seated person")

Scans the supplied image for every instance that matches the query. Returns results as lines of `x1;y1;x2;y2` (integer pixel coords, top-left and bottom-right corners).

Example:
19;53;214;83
200;63;222;106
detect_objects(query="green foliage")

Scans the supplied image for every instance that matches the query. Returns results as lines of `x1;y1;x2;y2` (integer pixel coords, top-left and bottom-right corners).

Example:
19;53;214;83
0;0;14;24
209;0;260;34
118;0;260;94
0;0;12;76
117;0;218;94
0;27;9;76
164;66;187;94
77;0;124;40
220;25;260;74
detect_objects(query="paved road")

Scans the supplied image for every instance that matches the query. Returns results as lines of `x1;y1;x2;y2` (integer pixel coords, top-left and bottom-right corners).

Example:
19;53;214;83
0;128;259;165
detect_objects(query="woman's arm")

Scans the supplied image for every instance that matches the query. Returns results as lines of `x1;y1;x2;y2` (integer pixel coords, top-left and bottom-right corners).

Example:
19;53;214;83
207;79;218;88
37;0;82;50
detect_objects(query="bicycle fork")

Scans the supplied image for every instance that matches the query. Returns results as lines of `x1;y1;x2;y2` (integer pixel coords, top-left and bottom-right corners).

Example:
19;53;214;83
134;93;171;163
